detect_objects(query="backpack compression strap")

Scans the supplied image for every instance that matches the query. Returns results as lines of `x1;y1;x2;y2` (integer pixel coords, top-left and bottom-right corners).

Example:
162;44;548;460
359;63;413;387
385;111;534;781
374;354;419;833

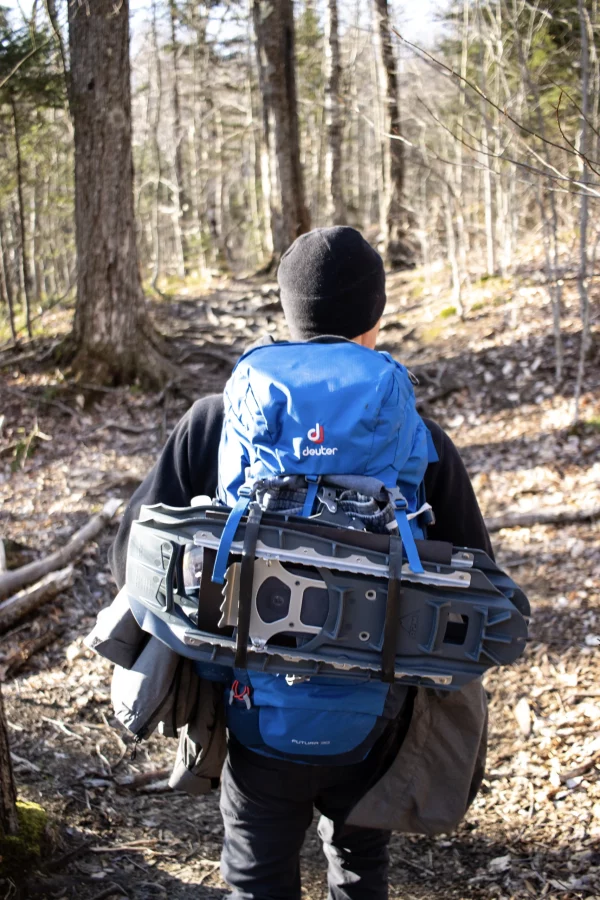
302;475;320;517
212;486;252;584
389;487;424;574
234;504;263;669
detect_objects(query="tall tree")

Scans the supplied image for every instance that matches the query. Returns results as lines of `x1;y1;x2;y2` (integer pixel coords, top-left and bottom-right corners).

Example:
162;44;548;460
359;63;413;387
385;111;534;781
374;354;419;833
324;0;345;224
67;0;168;386
168;0;190;274
253;0;310;258
372;0;412;268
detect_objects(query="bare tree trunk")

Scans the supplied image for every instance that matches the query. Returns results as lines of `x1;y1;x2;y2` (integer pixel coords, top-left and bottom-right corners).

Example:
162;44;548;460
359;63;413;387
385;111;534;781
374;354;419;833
252;0;310;257
189;3;209;277
245;66;264;262
443;181;463;317
574;0;592;421
168;0;189;274
213;106;225;260
372;0;412;268
324;0;345;225
32;156;44;303
45;0;70;105
481;120;495;275
0;686;18;838
67;0;169;386
11;99;33;338
0;213;17;344
511;11;563;380
453;0;469;277
151;0;164;291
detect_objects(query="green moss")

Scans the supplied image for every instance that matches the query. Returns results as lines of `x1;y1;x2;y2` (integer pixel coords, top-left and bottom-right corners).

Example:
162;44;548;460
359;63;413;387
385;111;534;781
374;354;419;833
439;305;457;319
407;277;426;300
568;416;600;436
470;301;485;312
0;800;47;876
421;323;444;344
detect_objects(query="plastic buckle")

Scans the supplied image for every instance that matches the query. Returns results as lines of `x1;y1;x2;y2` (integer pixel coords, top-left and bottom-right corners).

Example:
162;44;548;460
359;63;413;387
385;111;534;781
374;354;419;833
388;486;408;511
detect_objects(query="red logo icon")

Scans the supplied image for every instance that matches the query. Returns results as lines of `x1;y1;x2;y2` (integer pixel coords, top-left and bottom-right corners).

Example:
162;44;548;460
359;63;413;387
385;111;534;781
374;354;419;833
307;423;324;444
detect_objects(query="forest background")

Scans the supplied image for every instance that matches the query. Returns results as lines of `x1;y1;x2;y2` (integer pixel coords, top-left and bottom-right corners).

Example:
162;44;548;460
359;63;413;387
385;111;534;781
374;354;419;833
0;0;598;399
0;1;599;898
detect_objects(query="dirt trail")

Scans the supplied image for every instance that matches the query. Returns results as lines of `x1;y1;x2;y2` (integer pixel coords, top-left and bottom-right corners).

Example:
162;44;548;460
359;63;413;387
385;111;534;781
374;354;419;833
1;269;599;899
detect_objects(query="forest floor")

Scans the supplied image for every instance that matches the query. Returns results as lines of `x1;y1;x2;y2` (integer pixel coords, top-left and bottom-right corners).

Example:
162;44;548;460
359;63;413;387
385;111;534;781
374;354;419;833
0;261;599;900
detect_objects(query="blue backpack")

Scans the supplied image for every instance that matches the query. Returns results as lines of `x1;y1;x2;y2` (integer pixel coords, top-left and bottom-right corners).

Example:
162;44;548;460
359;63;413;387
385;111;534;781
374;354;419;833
214;340;438;764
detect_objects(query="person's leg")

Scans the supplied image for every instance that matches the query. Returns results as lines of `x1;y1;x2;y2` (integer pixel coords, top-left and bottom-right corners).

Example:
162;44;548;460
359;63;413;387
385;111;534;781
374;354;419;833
317;815;391;900
313;712;410;900
219;744;314;900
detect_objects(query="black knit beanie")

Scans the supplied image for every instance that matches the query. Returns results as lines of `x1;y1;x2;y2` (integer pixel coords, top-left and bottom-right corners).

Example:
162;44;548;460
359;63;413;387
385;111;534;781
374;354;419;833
277;227;386;340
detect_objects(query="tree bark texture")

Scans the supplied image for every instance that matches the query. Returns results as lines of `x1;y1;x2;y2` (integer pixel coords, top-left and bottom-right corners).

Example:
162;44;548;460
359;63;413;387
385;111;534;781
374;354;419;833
324;0;345;225
0;686;18;837
252;0;310;256
67;0;166;386
372;0;412;269
168;0;191;273
11;99;33;338
0;213;17;344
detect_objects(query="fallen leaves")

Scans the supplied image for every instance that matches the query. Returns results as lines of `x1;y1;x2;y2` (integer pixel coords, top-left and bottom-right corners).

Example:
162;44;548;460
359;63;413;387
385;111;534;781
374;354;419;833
0;270;598;898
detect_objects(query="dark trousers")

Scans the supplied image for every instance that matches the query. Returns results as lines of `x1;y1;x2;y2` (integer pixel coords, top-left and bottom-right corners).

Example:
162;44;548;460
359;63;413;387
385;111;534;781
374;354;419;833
219;738;395;900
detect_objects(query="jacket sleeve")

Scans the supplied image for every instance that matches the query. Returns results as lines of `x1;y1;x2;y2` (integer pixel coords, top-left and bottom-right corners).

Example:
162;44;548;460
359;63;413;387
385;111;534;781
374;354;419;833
109;394;225;588
423;419;494;559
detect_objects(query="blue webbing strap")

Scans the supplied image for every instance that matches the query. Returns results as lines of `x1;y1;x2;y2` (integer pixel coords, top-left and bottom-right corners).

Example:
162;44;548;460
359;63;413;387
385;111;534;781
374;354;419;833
395;509;424;574
212;492;251;584
302;476;319;518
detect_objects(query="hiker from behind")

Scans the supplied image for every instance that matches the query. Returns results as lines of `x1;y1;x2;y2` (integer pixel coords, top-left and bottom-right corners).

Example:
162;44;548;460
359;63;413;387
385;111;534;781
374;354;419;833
109;227;494;900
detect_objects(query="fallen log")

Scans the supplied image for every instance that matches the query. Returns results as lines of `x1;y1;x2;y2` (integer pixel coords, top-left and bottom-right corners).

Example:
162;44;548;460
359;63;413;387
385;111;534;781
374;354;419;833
0;568;74;633
3;624;66;675
485;503;600;533
114;767;171;788
0;498;122;602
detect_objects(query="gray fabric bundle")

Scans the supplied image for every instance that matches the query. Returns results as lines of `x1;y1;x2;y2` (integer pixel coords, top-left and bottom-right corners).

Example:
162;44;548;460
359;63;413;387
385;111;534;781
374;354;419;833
253;475;398;535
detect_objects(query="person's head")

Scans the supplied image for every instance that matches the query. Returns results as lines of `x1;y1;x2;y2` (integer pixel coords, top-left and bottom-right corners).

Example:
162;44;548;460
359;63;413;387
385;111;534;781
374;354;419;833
277;227;385;350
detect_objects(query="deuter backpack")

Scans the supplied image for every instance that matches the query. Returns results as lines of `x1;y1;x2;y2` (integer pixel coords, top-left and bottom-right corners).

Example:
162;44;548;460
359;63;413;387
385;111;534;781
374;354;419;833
211;339;439;763
120;339;528;766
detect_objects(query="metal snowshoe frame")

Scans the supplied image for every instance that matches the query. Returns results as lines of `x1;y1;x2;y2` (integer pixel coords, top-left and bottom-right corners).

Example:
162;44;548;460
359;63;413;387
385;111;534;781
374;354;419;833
124;503;529;691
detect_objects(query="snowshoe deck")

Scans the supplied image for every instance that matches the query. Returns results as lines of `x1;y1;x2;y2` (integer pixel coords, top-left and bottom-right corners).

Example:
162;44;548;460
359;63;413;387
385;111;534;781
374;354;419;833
125;504;529;689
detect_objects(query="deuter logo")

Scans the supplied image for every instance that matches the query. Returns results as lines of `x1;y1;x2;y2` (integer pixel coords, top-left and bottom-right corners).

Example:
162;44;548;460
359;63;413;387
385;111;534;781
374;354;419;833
307;423;324;444
302;421;338;456
302;445;338;456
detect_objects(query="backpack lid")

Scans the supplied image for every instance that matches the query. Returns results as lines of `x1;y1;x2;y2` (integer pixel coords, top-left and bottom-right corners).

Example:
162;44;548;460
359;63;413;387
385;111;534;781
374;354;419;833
218;341;429;505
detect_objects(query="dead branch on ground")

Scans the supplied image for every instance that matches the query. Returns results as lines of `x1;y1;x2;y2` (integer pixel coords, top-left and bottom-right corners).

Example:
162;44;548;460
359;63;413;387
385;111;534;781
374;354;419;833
485;503;600;533
0;498;122;602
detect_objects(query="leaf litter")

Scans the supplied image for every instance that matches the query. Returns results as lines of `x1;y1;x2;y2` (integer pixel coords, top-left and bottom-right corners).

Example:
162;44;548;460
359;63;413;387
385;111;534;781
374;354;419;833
0;270;599;899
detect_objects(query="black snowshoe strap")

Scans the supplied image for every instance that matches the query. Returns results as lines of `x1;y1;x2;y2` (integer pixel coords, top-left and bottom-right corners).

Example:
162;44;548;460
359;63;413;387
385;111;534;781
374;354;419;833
382;535;403;683
235;504;263;669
